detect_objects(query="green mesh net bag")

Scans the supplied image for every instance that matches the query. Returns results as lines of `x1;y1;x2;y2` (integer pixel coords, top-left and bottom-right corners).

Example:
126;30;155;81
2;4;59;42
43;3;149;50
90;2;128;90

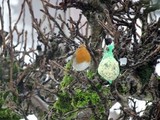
98;42;120;83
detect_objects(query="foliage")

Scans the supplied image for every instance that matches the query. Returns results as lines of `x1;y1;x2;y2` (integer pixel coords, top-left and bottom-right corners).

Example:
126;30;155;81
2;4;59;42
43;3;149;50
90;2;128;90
0;92;21;120
60;61;73;89
136;63;154;84
72;89;100;108
60;74;74;89
54;91;73;113
87;70;96;80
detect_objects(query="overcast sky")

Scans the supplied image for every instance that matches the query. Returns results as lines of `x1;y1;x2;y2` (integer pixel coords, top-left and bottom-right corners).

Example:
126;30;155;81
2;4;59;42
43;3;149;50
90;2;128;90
0;0;159;63
0;0;159;43
0;0;88;63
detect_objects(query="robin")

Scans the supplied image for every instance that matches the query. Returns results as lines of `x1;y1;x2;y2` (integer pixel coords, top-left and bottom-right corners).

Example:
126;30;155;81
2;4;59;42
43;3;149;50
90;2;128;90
72;44;91;71
98;38;120;83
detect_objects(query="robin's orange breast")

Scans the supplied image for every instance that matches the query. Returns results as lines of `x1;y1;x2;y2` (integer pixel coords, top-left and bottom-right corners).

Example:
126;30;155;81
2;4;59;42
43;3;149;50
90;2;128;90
75;45;91;64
